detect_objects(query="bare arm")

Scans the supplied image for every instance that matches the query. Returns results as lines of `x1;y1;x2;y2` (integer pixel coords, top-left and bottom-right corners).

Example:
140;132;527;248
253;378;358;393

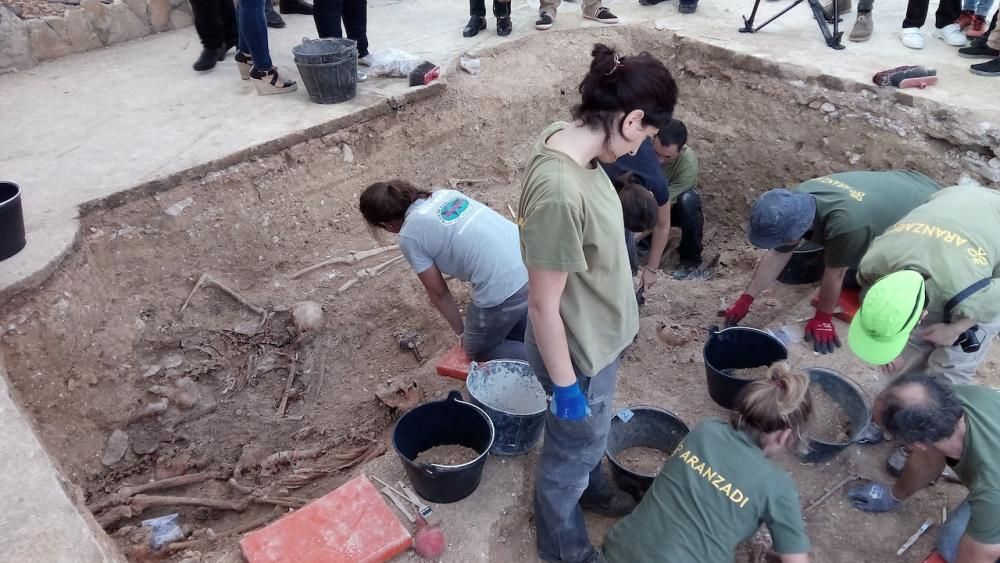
527;268;576;387
891;446;946;500
815;267;847;314
417;265;464;335
642;203;672;289
956;535;1000;563
744;249;797;298
778;554;810;563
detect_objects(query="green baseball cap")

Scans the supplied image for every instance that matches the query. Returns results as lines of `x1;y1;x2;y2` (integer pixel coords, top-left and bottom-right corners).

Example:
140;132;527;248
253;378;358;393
848;271;926;366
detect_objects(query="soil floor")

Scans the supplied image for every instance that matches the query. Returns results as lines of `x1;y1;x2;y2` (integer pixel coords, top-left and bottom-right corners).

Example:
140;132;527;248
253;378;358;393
3;0;73;18
2;26;999;562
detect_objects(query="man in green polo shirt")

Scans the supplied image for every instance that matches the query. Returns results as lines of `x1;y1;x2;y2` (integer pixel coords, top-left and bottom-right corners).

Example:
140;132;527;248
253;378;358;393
651;119;704;279
847;374;1000;563
723;170;940;354
848;185;1000;384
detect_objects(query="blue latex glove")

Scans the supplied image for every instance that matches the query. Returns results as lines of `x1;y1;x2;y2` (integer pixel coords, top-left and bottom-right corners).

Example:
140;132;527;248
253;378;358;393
551;382;591;420
847;480;901;512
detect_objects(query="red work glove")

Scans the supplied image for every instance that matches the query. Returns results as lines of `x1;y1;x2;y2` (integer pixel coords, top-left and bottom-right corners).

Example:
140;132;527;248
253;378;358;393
723;294;754;327
804;311;841;354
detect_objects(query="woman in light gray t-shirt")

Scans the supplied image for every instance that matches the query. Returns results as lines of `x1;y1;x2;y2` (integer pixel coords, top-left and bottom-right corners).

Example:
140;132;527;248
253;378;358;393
359;179;529;361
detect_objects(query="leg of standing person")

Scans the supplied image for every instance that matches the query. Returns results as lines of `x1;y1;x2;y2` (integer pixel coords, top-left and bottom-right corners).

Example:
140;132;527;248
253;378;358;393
190;0;232;70
527;322;620;563
959;9;999;57
494;0;512;36
462;285;529;362
671;190;704;268
464;0;488;37
849;0;874;41
928;0;967;45
238;0;297;94
341;0;369;58
582;0;617;22
536;0;560;29
313;0;344;39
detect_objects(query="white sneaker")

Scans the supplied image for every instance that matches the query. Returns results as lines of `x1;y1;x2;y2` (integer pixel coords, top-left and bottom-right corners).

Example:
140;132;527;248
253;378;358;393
900;27;925;49
932;23;967;46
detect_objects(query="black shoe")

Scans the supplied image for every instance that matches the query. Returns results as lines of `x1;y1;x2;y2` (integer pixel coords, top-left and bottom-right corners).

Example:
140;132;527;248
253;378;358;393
535;12;553;30
580;486;637;518
971;57;1000;76
678;0;697;13
193;46;227;71
639;0;666;4
279;0;312;14
584;6;618;23
463;16;486;37
960;44;1000;59
497;16;512;36
265;2;286;28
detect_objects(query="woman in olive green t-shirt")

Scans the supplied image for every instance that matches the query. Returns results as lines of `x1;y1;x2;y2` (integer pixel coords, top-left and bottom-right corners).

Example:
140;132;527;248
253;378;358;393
517;43;678;563
603;363;813;563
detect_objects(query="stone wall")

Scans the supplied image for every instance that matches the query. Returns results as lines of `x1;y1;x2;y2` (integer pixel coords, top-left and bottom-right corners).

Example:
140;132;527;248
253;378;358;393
0;0;192;73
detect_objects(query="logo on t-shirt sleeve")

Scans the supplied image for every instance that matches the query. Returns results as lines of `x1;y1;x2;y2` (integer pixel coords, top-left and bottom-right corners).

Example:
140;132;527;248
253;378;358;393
438;197;470;225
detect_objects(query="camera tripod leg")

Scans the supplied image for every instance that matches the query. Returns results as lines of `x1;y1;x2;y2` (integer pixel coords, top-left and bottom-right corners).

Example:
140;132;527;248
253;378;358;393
739;0;763;31
807;0;845;48
743;0;805;32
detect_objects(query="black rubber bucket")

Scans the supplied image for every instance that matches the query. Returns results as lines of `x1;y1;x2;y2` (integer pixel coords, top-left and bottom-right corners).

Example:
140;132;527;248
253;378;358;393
466;360;547;456
292;38;358;104
392;390;494;503
703;326;788;410
777;240;825;285
606;406;689;500
0;181;26;261
800;367;871;464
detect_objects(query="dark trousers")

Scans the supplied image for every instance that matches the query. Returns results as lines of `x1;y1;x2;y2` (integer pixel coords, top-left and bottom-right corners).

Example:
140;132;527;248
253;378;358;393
237;0;272;69
313;0;369;57
526;320;621;563
672;189;704;265
471;0;510;17
190;0;237;49
902;0;960;28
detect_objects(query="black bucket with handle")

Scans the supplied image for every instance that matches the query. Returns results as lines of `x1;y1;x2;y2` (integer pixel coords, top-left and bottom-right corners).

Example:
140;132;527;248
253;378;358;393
0;181;26;261
466;360;547;456
703;326;788;410
800;367;871;464
292;37;358;104
777;240;825;284
606;406;689;500
392;390;494;503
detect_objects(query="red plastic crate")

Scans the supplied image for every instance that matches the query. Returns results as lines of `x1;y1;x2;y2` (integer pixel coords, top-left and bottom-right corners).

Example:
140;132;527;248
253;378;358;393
240;475;411;563
810;287;861;323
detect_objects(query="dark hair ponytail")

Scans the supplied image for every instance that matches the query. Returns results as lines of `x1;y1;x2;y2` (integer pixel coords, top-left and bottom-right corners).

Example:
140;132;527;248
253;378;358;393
574;44;678;144
614;173;658;233
359;179;432;228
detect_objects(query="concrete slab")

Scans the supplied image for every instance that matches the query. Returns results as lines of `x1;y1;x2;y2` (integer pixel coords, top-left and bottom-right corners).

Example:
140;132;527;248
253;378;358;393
1;0;998;302
0;351;125;562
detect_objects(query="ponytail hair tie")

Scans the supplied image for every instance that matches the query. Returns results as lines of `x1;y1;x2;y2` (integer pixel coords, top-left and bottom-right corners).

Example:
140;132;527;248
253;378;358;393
606;53;624;76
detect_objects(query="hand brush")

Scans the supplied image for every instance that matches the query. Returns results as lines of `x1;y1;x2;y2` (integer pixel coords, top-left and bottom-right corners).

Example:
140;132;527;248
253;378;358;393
408;61;440;87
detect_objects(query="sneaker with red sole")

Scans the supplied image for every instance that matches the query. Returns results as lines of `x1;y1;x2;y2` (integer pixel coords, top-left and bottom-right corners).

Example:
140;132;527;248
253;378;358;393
967;15;988;37
955;9;975;29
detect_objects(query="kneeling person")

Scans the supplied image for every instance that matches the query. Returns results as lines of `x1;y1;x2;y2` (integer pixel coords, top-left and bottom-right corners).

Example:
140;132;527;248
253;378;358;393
603;364;812;563
359;180;529;361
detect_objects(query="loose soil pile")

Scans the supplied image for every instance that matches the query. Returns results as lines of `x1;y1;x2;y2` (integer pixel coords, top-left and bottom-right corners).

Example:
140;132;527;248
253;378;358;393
1;26;994;562
618;446;670;477
414;444;480;466
807;388;853;443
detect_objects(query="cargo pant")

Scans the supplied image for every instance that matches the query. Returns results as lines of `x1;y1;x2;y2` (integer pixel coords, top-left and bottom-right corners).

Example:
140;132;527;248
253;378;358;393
890;311;1000;385
936;498;1000;563
463;284;528;362
526;320;621;563
539;0;602;19
990;13;1000;50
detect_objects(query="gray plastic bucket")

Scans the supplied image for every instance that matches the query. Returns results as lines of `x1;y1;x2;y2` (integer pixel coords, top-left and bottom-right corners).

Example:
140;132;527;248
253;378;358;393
0;181;26;261
292;38;358;104
466;360;547;456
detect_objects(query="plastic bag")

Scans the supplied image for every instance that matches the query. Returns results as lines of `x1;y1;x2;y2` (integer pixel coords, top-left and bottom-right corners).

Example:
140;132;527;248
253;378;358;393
366;49;423;78
142;513;185;550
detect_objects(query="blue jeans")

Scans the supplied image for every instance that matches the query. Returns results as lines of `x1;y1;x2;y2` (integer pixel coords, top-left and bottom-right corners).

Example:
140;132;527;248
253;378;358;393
462;284;528;362
937;498;1000;563
526;320;621;563
238;0;273;69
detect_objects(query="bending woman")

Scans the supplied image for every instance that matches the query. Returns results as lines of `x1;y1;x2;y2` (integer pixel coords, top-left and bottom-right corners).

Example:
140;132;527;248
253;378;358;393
603;363;813;563
360;180;528;361
517;44;677;563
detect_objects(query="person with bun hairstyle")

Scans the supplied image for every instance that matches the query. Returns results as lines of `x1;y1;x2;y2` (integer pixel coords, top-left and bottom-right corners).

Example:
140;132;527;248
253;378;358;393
603;363;813;563
359;179;529;362
517;44;678;563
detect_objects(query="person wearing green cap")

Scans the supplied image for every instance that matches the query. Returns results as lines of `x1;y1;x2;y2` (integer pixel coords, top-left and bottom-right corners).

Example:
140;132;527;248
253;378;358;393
849;185;1000;384
723;170;940;354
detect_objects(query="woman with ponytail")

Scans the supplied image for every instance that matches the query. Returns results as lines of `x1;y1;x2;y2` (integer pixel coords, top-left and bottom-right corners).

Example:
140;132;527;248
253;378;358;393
603;363;813;563
359;179;529;361
517;44;677;563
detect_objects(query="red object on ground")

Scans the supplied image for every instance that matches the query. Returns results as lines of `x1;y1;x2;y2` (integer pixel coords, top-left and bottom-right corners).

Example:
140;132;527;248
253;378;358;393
810;287;861;323
240;475;412;563
922;551;946;563
436;344;471;380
